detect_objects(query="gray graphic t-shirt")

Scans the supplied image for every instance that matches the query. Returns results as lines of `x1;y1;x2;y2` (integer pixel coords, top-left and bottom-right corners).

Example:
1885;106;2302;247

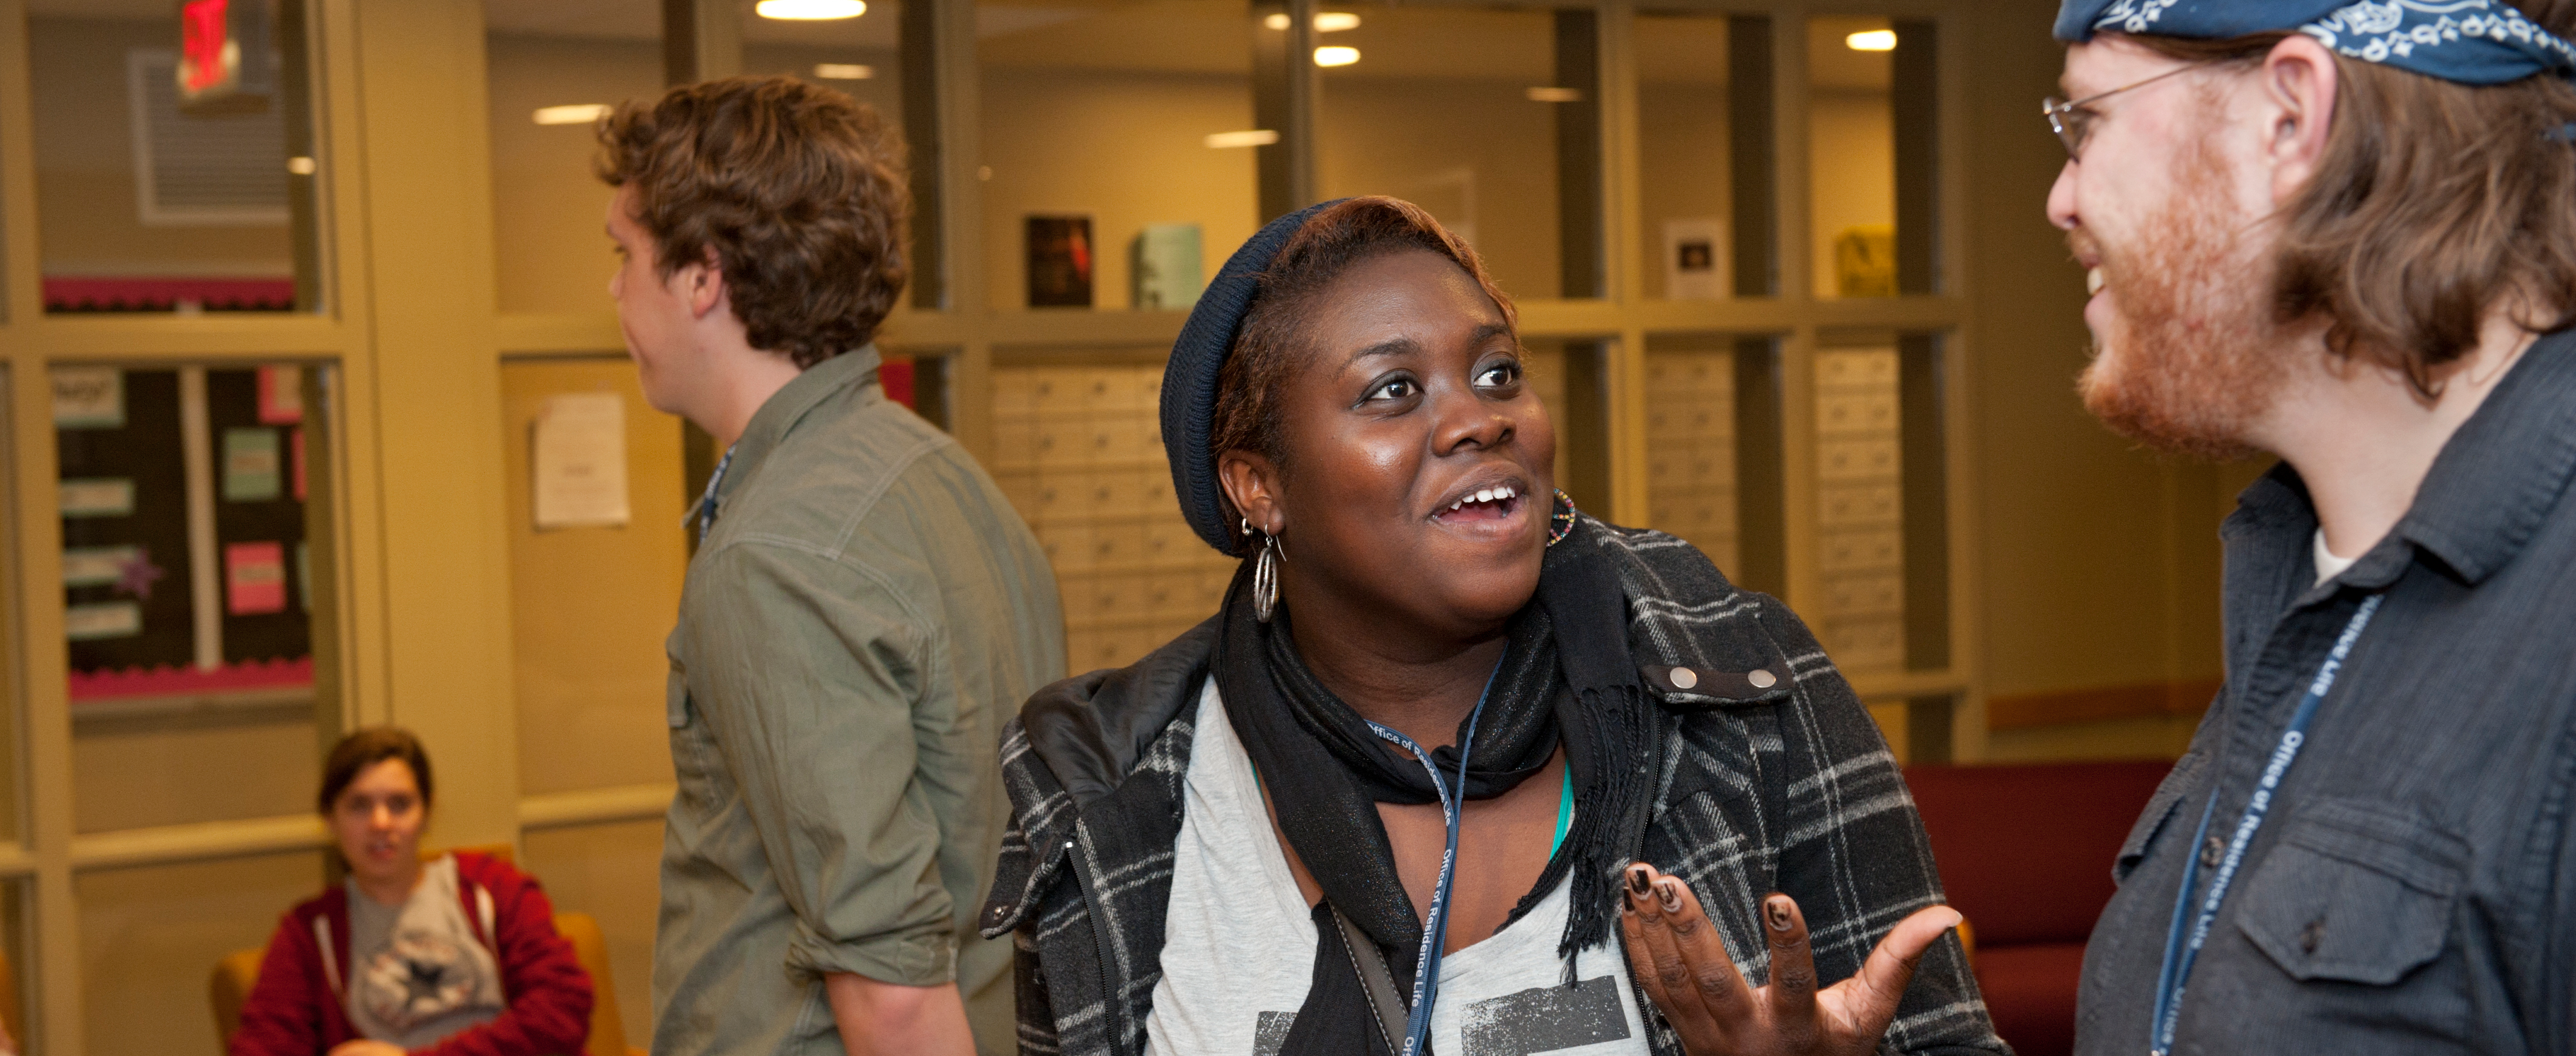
1146;680;1651;1056
345;854;506;1046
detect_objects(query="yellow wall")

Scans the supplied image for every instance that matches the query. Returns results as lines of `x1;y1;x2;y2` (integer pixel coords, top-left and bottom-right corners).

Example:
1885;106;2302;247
1959;0;2237;760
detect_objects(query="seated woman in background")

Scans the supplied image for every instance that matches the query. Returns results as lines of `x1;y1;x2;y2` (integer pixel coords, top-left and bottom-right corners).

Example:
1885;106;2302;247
982;197;2001;1056
231;727;591;1056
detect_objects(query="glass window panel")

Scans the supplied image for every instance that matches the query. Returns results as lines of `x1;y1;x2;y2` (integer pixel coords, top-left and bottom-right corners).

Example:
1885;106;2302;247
1522;338;1611;514
1318;2;1602;300
79;850;324;1055
1636;13;1736;302
1644;336;1742;574
28;2;324;314
1806;16;1894;300
525;819;666;1049
58;363;337;832
501;358;686;796
486;1;664;315
1810;332;1948;676
1806;16;1936;299
990;354;1234;672
979;0;1257;312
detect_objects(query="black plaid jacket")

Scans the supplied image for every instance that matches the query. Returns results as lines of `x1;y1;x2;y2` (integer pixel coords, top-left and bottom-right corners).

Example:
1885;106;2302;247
979;519;2006;1056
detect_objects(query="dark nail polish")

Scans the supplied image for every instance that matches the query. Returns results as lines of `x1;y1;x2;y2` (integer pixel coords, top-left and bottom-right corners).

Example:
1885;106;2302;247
1655;879;1683;914
1765;899;1793;932
1626;865;1652;895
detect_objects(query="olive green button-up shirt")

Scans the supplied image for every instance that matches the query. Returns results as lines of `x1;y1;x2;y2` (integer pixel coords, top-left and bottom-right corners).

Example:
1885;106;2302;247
651;348;1064;1056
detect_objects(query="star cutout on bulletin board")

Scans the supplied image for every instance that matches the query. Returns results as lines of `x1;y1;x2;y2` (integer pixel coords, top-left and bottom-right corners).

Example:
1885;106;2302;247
114;547;166;599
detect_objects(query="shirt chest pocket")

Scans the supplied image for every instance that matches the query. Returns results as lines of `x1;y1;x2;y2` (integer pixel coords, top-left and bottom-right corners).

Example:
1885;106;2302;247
2114;751;2203;885
2233;797;2465;987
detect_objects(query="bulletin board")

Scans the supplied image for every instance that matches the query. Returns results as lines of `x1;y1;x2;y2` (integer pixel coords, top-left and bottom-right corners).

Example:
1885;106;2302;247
54;365;315;705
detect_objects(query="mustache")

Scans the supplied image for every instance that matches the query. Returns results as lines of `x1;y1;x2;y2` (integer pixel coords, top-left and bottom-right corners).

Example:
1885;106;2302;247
2067;227;2100;265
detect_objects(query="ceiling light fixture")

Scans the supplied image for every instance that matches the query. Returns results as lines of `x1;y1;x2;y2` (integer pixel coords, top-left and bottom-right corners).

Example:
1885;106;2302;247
1264;12;1359;31
813;63;875;79
1525;86;1582;102
286;156;317;175
757;0;866;20
533;104;613;125
1204;130;1281;148
1313;45;1360;67
1845;29;1896;51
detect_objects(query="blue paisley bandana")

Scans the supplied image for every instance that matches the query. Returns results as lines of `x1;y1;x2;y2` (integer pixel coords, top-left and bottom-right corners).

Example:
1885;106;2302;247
2055;0;2576;84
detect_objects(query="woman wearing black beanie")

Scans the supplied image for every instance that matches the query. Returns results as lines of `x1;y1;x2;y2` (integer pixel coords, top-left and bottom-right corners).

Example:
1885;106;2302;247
979;196;2002;1056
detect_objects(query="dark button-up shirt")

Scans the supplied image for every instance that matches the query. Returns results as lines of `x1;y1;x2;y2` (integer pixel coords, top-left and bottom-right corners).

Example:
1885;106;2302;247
2074;331;2576;1055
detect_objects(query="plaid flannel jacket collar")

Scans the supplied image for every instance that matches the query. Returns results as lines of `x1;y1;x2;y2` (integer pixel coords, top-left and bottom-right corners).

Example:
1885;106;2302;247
983;518;2003;1056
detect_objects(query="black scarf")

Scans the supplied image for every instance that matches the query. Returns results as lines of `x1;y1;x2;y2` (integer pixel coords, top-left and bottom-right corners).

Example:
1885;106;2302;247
1214;518;1660;1054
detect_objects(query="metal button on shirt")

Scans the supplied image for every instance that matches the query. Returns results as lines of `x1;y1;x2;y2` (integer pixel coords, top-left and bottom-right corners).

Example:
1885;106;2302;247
2200;834;2225;870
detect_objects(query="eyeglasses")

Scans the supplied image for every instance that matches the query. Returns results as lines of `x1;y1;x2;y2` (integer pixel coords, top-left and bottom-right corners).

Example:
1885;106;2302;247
2043;62;2211;160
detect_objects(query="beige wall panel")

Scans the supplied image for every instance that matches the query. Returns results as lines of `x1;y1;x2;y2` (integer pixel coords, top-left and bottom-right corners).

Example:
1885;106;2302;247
76;851;323;1056
524;819;663;1050
72;720;319;834
352;0;520;845
1959;0;2224;729
25;16;294;274
499;360;685;794
979;70;1258;312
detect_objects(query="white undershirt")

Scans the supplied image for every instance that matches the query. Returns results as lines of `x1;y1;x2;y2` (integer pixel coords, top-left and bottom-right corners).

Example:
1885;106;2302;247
1147;678;1651;1056
2313;529;2361;586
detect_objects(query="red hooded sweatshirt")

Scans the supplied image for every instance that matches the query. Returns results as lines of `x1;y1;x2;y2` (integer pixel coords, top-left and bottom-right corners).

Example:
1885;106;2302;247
228;851;594;1056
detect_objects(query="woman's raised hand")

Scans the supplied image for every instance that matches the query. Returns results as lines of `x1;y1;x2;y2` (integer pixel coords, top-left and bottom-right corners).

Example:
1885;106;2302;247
1618;862;1962;1056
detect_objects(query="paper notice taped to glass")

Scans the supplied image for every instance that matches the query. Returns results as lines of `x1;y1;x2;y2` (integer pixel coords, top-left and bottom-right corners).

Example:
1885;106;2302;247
532;392;631;529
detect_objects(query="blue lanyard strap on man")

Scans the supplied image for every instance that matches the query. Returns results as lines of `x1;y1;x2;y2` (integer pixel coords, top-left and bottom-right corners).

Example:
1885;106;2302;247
696;446;736;544
2148;592;2384;1056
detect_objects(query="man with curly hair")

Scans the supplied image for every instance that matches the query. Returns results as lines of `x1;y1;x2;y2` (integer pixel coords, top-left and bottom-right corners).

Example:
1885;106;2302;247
597;76;1063;1056
2047;2;2576;1054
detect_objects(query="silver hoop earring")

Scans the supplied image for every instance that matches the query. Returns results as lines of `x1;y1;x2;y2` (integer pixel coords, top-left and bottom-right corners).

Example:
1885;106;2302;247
1252;532;1281;622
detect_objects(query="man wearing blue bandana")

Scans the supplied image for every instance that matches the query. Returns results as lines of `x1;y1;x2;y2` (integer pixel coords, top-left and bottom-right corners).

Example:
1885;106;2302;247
2045;2;2576;1054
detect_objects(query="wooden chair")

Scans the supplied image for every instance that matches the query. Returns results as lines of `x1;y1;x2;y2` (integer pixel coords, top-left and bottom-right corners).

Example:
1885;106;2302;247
209;844;640;1056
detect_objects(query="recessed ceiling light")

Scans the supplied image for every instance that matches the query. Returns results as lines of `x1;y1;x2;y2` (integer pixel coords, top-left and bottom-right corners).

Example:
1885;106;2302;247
1265;12;1359;31
1845;30;1897;51
1204;130;1280;148
1313;45;1360;67
813;63;875;79
533;104;613;125
757;0;866;20
1525;87;1582;103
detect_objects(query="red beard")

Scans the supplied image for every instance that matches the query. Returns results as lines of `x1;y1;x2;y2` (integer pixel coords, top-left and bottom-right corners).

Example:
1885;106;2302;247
2074;142;2286;460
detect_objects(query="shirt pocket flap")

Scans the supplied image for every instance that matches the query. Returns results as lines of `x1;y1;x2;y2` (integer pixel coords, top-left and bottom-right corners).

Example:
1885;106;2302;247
2115;751;2203;884
2233;797;2465;985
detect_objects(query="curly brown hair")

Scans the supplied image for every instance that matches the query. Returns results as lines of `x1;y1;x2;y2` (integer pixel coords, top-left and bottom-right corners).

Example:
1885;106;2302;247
2131;5;2576;394
596;76;910;369
1207;197;1517;546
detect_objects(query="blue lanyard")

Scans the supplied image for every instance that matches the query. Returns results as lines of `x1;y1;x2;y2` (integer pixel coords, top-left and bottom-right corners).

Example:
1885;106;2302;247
1362;662;1501;1056
696;445;736;543
2149;593;2382;1056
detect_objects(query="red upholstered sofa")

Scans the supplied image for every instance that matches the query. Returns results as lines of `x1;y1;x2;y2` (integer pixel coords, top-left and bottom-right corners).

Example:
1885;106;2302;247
1904;761;2174;1056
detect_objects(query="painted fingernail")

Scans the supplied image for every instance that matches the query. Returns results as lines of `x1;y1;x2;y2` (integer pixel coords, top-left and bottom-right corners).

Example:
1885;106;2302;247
1765;897;1794;932
1655;878;1683;914
1626;864;1653;896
